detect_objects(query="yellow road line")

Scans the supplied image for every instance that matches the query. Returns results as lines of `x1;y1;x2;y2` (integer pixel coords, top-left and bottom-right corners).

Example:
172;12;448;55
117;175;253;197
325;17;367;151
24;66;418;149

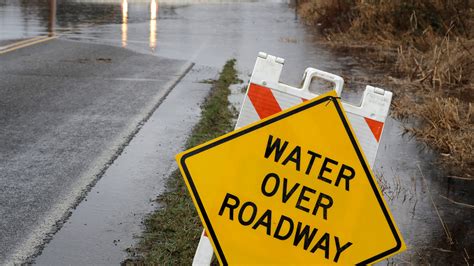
0;36;45;50
0;35;57;55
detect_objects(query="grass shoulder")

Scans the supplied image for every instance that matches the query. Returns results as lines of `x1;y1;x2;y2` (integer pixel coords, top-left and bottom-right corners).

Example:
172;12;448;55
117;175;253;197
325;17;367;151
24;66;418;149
123;59;239;265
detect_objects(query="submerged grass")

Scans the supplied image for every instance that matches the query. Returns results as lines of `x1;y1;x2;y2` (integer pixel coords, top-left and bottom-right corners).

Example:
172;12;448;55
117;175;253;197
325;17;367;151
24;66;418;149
298;0;473;178
126;59;239;265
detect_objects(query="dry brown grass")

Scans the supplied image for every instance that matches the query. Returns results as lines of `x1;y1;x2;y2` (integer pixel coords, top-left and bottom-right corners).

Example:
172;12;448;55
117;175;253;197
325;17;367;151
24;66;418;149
396;34;473;94
398;96;473;177
298;0;473;178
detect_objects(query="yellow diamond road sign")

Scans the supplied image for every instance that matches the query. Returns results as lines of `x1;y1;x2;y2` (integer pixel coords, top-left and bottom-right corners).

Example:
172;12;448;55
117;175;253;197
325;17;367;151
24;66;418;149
176;91;406;265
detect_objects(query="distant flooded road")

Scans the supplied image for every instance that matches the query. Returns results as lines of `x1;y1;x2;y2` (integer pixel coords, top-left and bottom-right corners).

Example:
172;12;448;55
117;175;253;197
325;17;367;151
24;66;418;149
0;0;472;265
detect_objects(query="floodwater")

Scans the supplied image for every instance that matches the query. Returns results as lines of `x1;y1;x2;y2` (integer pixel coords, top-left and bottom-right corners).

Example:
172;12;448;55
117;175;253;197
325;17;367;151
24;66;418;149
1;0;472;264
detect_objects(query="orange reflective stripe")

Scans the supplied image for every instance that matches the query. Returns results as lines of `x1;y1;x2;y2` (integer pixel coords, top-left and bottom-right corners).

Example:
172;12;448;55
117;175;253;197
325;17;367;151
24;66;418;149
364;117;384;142
247;83;282;119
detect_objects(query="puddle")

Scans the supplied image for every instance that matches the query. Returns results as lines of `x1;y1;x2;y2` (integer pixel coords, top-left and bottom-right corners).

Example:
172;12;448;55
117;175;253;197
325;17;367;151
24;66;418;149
1;0;471;264
375;117;473;264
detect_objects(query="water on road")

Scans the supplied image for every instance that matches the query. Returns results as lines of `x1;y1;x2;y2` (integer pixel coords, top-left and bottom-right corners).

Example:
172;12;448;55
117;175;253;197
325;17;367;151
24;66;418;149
0;0;472;265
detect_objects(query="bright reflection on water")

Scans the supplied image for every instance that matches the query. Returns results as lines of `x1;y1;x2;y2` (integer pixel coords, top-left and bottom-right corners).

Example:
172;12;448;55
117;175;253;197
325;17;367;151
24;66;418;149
48;0;57;36
150;0;157;20
0;0;160;52
150;0;157;50
122;0;128;47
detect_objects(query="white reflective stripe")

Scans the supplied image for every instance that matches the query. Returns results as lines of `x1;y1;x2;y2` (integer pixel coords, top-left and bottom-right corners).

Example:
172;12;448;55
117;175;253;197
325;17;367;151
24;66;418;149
236;90;304;129
346;113;379;168
235;95;260;129
271;89;304;110
192;231;213;266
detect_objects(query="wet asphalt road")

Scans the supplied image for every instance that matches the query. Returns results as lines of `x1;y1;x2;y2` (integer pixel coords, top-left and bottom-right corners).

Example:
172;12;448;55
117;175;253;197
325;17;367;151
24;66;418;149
34;65;217;265
1;0;472;265
0;39;191;263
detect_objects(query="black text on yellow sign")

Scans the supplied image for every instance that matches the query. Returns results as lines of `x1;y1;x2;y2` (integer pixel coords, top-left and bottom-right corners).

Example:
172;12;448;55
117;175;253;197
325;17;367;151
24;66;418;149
177;91;406;265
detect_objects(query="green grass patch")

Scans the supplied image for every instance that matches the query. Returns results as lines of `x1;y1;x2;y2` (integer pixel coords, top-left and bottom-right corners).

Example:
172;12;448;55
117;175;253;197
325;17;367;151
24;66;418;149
126;59;239;265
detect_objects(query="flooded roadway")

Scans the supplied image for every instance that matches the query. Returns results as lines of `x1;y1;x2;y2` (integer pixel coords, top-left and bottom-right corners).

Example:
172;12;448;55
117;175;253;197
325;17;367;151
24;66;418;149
1;0;472;265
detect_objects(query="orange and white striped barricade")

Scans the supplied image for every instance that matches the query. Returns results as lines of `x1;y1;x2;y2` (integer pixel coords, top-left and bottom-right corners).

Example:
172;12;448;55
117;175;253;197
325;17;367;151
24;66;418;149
192;52;393;265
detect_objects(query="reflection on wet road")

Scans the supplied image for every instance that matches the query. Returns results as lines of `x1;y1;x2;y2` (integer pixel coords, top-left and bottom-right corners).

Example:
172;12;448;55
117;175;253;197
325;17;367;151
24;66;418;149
2;0;365;88
118;0;157;49
48;0;56;36
150;0;157;50
122;0;128;47
0;0;472;265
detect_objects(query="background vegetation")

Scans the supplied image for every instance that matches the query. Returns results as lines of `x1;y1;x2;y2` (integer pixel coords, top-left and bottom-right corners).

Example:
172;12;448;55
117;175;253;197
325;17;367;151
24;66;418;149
298;0;473;178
